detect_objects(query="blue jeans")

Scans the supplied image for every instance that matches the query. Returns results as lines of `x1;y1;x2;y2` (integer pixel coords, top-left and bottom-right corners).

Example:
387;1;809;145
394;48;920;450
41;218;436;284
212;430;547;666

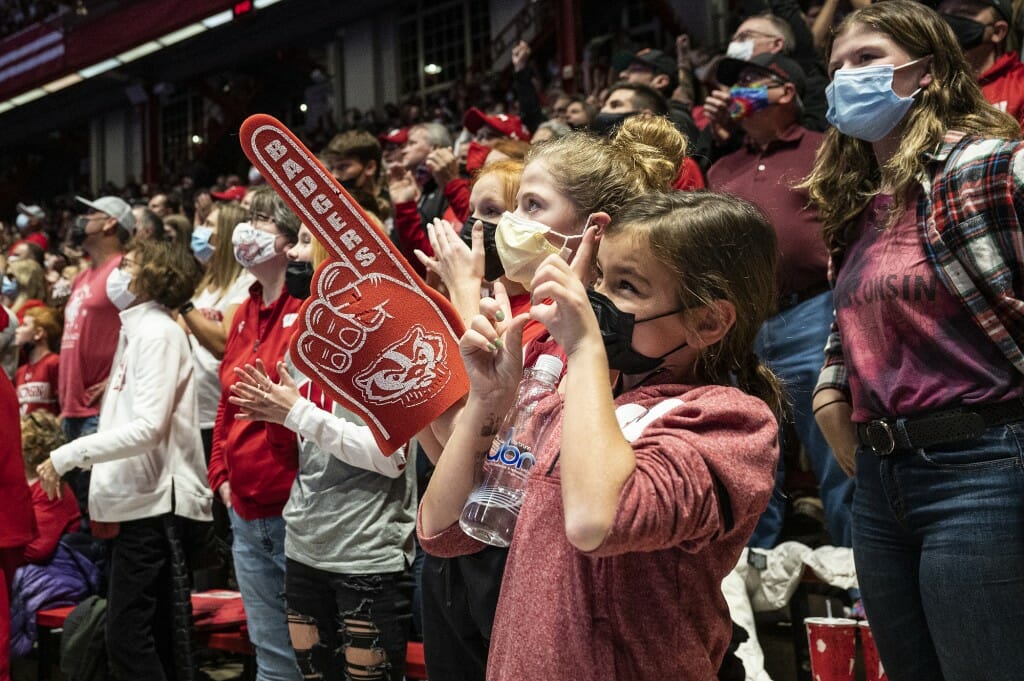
750;290;853;548
229;508;300;681
853;424;1024;681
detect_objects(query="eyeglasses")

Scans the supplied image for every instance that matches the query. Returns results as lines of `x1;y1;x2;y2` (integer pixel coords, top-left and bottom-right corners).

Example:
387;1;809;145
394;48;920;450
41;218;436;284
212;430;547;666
735;73;786;88
732;29;783;42
119;257;138;270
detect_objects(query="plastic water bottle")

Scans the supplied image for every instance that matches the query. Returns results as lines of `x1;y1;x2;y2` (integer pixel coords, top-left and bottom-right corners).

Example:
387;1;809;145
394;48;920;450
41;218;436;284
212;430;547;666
459;353;564;547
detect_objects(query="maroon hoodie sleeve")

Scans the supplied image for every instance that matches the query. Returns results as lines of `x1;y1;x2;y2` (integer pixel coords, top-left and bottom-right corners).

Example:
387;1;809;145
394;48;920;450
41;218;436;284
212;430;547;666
589;386;778;558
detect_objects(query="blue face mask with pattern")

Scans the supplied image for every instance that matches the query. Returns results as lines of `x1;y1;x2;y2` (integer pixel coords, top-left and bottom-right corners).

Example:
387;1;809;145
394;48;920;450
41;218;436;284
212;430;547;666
826;57;929;142
728;85;772;120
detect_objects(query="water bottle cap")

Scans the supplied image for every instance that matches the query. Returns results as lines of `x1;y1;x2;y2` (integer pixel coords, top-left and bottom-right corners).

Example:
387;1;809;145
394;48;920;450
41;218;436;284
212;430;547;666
532;354;564;381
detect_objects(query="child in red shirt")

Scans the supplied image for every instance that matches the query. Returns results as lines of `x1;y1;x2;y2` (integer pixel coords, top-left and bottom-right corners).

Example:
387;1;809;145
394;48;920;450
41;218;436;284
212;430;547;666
14;306;61;416
19;411;80;562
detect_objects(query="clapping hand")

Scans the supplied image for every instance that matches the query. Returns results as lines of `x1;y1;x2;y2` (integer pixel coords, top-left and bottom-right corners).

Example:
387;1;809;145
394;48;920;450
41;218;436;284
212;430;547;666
229;359;299;426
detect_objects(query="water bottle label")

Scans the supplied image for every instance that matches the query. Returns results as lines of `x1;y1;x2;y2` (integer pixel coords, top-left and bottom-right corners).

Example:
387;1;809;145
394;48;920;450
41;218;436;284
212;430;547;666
487;431;535;471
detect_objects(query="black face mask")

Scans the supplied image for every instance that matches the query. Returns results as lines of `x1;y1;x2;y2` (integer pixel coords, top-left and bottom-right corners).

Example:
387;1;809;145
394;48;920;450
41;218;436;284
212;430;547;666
459;218;504;282
590;111;638;137
70;216;90;247
942;14;989;50
285;261;314;300
588;289;688;374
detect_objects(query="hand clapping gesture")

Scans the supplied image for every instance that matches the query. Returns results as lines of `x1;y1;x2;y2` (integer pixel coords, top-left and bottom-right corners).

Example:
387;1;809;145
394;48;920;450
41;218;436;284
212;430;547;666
229;359;300;426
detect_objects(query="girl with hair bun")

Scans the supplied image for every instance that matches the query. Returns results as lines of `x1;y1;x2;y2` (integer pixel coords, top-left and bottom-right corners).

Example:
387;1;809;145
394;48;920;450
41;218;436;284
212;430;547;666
806;1;1024;679
419;190;781;679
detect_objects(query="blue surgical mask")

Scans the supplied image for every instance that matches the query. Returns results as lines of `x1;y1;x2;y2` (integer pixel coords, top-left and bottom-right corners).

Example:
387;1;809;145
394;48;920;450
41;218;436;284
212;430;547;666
825;57;928;142
191;226;215;264
2;276;17;298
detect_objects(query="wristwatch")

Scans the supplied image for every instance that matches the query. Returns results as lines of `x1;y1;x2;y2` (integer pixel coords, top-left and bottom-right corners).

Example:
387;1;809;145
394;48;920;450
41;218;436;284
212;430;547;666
179;301;195;315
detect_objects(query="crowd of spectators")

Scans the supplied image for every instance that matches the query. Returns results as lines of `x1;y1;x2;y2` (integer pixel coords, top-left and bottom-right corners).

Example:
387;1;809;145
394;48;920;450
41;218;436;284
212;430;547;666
2;1;1024;680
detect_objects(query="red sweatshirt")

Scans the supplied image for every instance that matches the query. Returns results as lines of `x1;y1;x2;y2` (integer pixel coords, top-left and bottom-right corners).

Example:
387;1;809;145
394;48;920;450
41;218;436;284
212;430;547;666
23;481;80;564
419;381;778;681
979;52;1024;126
207;283;300;520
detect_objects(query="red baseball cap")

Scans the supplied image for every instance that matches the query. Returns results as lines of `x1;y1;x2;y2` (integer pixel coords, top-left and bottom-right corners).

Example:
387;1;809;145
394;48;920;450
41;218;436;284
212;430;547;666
211;186;248;201
379;127;409;146
462;108;532;142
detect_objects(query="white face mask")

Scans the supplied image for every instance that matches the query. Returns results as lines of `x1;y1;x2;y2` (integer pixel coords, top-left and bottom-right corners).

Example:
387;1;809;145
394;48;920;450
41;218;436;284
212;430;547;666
106;267;136;310
232;222;279;268
494;211;583;290
15;214;30;230
726;40;755;62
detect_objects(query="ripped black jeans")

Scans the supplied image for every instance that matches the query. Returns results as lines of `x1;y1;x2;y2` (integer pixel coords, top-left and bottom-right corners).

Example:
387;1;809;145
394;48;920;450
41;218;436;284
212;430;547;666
285;558;410;681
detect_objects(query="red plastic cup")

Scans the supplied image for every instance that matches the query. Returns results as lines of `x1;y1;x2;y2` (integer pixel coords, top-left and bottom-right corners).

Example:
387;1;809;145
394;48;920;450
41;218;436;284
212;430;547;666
805;617;858;681
859;621;887;681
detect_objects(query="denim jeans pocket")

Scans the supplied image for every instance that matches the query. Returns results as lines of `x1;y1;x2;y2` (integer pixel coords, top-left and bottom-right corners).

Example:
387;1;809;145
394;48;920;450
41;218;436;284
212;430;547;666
917;423;1024;469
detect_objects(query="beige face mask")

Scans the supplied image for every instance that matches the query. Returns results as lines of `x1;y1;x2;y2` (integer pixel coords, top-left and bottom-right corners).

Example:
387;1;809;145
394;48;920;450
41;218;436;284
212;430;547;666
494;211;583;290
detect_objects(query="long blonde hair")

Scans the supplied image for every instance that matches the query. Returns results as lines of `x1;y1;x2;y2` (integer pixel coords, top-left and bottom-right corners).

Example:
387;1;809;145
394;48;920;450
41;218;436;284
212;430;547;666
801;0;1020;263
198;203;246;300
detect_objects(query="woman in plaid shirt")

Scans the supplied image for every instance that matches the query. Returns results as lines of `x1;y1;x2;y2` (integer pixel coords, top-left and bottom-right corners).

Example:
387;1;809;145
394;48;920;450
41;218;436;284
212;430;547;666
805;2;1024;680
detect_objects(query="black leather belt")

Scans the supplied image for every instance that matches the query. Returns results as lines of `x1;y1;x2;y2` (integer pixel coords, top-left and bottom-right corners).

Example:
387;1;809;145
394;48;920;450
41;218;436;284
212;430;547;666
856;398;1024;456
777;283;830;313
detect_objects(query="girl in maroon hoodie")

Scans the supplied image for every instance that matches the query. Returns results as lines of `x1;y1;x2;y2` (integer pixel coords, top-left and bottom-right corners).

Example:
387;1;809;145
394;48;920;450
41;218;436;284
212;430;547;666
419;191;783;680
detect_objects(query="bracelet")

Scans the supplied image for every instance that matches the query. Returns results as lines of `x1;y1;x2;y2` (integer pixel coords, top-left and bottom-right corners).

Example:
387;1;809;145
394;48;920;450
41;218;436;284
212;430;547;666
812;398;849;415
179;301;195;316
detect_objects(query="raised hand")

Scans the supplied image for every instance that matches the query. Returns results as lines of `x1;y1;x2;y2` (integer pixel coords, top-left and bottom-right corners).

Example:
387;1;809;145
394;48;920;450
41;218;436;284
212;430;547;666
229;359;299;425
460;281;528;400
529;253;603;359
512;40;531;73
387;164;420;204
425;148;458;188
240;114;469;455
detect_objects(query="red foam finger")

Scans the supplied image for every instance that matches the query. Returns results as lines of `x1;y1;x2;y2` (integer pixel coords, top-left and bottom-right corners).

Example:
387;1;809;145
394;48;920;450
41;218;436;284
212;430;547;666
239;114;468;454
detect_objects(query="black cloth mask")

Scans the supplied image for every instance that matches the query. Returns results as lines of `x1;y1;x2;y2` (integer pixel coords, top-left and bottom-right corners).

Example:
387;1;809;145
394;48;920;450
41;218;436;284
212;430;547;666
285;261;314;300
459;218;504;282
942;14;988;50
587;289;688;374
590;111;638;137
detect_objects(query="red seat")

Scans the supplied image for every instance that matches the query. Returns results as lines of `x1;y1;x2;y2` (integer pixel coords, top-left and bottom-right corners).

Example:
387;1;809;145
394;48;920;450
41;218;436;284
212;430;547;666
36;605;75;629
406;640;428;680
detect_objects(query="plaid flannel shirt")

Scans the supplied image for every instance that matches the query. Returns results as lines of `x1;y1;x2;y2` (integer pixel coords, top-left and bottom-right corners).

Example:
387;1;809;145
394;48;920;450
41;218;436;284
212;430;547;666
816;132;1024;397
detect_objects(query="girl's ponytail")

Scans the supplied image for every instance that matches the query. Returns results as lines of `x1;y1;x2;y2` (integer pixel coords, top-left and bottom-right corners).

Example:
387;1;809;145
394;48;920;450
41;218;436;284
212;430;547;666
734;353;788;425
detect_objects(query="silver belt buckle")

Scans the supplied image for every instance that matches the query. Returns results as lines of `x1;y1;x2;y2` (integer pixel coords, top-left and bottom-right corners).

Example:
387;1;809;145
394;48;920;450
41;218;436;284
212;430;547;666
865;420;896;456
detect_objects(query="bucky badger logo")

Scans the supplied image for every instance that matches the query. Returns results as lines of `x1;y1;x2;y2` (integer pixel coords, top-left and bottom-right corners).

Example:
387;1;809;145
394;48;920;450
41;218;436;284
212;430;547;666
354;326;449;406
